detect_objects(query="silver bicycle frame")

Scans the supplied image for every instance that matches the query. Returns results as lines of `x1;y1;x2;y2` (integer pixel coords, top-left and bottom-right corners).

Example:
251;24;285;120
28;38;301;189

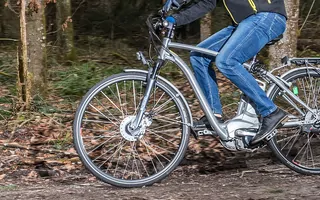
159;38;317;141
165;41;228;140
131;35;317;141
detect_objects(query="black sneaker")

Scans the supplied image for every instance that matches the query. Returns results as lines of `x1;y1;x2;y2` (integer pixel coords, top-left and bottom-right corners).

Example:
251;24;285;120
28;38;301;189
250;108;288;145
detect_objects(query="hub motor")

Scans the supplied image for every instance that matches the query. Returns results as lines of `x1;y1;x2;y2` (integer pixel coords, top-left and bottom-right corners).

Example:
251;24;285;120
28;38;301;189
303;110;320;133
119;115;152;141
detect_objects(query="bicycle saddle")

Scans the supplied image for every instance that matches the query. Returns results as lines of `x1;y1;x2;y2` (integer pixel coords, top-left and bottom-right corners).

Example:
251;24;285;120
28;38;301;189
267;34;283;45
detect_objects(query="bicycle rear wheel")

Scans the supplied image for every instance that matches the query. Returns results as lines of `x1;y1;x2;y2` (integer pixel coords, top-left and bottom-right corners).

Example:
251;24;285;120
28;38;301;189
73;72;190;187
268;68;320;174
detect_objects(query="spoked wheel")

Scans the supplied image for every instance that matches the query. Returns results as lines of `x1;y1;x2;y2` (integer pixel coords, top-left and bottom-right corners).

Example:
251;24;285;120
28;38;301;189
73;72;190;187
268;68;320;174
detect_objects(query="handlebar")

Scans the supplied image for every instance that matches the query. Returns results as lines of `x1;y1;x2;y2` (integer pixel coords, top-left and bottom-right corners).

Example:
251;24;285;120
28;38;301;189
146;15;175;40
145;1;185;53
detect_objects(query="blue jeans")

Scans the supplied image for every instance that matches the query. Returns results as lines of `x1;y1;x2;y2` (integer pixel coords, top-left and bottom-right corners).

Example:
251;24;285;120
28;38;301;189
190;12;286;117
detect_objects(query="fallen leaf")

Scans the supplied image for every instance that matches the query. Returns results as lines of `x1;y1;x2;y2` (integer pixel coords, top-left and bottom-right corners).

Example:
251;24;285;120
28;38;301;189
27;170;38;178
0;174;6;180
88;176;96;181
67;148;76;154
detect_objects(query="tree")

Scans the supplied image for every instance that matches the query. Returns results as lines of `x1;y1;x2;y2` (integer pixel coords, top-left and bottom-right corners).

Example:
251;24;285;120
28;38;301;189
269;0;300;67
18;0;47;110
56;0;76;61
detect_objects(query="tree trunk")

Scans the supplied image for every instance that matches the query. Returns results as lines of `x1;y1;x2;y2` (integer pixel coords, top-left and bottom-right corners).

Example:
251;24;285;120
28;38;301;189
18;0;47;110
56;0;76;61
200;13;212;41
18;0;29;107
269;0;300;68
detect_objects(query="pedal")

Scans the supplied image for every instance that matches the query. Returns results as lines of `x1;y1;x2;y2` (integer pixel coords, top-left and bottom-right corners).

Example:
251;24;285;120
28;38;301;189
198;129;216;136
265;131;277;141
264;119;285;141
190;127;216;139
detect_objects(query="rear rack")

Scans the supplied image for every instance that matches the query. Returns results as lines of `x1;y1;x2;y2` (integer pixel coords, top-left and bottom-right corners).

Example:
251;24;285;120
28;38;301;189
282;57;320;65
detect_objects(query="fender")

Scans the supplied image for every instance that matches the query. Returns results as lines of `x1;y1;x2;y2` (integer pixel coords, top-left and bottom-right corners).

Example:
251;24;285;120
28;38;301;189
123;69;193;127
266;67;320;98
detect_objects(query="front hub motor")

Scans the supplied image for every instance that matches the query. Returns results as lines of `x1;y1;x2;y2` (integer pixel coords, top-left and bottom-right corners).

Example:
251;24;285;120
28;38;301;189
120;116;147;141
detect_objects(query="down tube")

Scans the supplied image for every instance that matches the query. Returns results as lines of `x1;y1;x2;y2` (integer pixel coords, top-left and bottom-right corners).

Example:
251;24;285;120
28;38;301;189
166;51;229;140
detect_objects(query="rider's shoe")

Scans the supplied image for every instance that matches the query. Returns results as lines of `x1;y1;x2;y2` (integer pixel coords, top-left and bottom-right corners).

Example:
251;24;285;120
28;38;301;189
250;108;288;145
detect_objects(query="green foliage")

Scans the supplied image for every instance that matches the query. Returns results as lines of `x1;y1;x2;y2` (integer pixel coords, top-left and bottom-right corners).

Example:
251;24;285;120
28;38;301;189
0;97;13;120
220;92;240;106
0;56;16;84
0;184;17;191
32;95;61;114
159;62;184;81
298;49;320;57
0;96;11;104
53;62;123;99
0;109;11;120
269;189;284;194
51;132;73;150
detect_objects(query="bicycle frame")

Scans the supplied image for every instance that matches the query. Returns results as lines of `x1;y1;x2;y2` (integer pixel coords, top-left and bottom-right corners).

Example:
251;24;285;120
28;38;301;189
131;37;318;141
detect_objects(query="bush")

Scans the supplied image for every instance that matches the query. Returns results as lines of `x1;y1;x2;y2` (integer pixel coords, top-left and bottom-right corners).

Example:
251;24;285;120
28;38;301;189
53;62;123;99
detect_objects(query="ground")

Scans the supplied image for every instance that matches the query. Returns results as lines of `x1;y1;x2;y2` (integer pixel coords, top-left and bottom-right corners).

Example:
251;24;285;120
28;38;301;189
1;45;320;200
1;158;320;200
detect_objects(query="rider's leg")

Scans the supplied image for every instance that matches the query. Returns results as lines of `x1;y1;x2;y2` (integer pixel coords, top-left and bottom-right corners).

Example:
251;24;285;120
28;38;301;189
215;12;287;142
190;26;235;116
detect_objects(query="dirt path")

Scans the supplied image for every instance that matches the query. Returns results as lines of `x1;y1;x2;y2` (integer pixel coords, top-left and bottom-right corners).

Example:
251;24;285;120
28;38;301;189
1;162;320;200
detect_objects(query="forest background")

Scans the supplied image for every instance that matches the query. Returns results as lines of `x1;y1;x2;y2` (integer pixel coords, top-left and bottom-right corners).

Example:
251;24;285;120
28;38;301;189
0;0;320;185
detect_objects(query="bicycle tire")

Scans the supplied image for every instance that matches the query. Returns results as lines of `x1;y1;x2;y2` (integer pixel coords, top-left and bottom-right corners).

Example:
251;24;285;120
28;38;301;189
268;67;320;175
73;72;190;187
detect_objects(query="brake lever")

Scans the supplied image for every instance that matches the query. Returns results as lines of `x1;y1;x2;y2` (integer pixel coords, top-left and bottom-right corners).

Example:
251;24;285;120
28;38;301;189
162;0;173;13
162;0;186;13
172;0;184;10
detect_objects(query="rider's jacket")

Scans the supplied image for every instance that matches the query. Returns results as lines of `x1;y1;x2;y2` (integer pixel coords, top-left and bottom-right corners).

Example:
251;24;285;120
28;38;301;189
172;0;287;26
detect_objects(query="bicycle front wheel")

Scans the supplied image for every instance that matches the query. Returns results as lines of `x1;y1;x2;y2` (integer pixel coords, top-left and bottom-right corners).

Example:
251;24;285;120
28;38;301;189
268;68;320;174
73;72;190;187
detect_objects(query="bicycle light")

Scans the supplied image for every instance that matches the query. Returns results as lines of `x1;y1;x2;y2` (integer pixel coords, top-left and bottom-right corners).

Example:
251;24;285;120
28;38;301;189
136;51;149;66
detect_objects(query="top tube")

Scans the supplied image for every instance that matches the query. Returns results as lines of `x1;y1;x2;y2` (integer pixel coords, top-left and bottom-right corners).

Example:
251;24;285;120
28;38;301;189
168;41;252;70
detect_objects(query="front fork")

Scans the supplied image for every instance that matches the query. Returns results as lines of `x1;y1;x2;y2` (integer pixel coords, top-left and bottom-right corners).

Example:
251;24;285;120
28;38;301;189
130;59;164;130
